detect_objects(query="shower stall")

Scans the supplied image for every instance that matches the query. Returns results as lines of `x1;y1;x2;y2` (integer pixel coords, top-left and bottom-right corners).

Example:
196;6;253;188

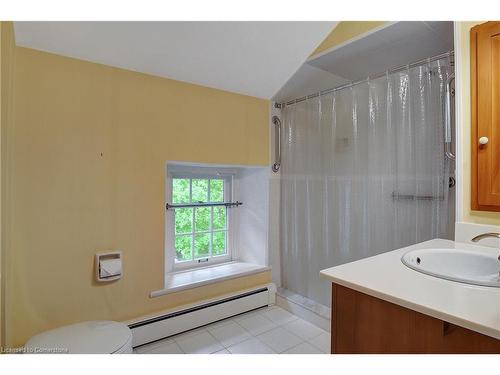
273;45;455;312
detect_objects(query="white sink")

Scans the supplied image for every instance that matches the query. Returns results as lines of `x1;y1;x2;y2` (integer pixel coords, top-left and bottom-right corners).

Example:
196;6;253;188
401;248;500;287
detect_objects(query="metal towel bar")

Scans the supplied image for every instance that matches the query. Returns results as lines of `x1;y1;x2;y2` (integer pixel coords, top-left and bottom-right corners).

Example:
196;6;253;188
392;192;444;201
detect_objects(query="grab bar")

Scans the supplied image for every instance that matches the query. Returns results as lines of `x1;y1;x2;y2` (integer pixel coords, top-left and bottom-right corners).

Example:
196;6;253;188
272;115;281;172
444;73;455;161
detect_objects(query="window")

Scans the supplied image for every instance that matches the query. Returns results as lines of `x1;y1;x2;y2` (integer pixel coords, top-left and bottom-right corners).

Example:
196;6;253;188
167;172;233;270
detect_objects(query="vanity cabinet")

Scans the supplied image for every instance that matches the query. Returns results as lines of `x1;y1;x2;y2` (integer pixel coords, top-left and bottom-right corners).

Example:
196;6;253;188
331;284;500;354
471;22;500;211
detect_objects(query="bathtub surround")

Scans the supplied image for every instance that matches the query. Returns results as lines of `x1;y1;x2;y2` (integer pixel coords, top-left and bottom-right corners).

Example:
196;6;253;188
5;46;270;347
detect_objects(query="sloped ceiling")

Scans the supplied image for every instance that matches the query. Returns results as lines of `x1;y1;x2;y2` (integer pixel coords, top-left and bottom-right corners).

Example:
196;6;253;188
13;21;337;99
308;21;454;82
274;21;454;103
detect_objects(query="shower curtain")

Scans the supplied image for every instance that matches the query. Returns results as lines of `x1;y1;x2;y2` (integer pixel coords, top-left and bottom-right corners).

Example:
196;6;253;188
280;56;454;307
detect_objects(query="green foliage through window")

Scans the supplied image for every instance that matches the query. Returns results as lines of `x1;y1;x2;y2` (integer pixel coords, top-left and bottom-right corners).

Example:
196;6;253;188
210;179;223;202
195;207;210;231
213;207;226;230
194;233;210;258
175;235;192;261
175;208;192;234
213;231;226;255
172;177;228;263
172;179;190;204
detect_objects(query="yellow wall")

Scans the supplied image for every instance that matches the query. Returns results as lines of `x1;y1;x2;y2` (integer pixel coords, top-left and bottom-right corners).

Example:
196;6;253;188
310;21;388;58
0;21;15;349
0;21;3;352
6;47;270;347
456;22;500;225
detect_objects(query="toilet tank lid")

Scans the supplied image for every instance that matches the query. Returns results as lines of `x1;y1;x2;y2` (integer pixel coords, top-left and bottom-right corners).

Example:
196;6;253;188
25;321;132;354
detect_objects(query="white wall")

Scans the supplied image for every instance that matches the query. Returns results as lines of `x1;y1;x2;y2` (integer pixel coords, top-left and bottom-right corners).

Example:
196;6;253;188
236;167;270;266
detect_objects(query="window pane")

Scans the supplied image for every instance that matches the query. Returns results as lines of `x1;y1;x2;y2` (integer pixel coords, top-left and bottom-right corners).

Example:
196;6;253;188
174;208;193;234
195;207;210;232
175;235;192;261
213;231;226;256
209;179;224;202
212;207;226;230
194;233;210;258
191;179;208;202
172;178;190;204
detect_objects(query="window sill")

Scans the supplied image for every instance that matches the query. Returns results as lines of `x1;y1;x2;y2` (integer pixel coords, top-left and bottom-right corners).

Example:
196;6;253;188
150;262;271;298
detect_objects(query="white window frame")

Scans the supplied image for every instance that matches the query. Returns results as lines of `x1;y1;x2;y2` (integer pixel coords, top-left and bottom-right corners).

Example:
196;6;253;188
166;168;235;272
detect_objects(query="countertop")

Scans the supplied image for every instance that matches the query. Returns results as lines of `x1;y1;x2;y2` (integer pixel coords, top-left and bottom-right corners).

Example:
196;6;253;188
320;239;500;340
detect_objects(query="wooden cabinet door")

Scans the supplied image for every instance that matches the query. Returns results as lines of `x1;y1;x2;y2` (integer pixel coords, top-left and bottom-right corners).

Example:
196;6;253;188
471;22;500;210
331;283;500;354
471;22;500;211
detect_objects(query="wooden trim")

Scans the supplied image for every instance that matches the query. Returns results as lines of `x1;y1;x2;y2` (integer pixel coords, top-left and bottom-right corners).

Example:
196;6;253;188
471;25;479;210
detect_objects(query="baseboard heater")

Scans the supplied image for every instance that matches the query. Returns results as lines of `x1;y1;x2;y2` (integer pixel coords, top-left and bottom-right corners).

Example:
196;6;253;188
129;283;276;348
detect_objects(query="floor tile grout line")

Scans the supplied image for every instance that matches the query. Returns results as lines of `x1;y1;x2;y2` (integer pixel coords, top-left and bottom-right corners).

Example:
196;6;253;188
280;320;327;341
171;316;249;352
204;328;228;353
226;333;276;354
306;334;330;354
216;307;302;352
281;340;317;354
207;319;258;350
225;333;258;350
231;315;276;337
256;325;306;353
260;325;303;343
275;339;305;354
229;335;277;354
161;340;185;354
260;307;300;325
231;318;256;339
176;340;186;354
173;328;219;354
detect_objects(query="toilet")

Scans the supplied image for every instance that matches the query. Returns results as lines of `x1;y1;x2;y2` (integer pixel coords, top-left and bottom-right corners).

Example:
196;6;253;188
25;321;133;354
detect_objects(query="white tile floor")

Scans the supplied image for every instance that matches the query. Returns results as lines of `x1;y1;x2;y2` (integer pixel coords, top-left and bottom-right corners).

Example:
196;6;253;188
133;306;330;354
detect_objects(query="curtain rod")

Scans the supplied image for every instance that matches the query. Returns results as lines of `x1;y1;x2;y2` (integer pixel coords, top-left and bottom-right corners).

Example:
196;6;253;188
276;50;454;108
